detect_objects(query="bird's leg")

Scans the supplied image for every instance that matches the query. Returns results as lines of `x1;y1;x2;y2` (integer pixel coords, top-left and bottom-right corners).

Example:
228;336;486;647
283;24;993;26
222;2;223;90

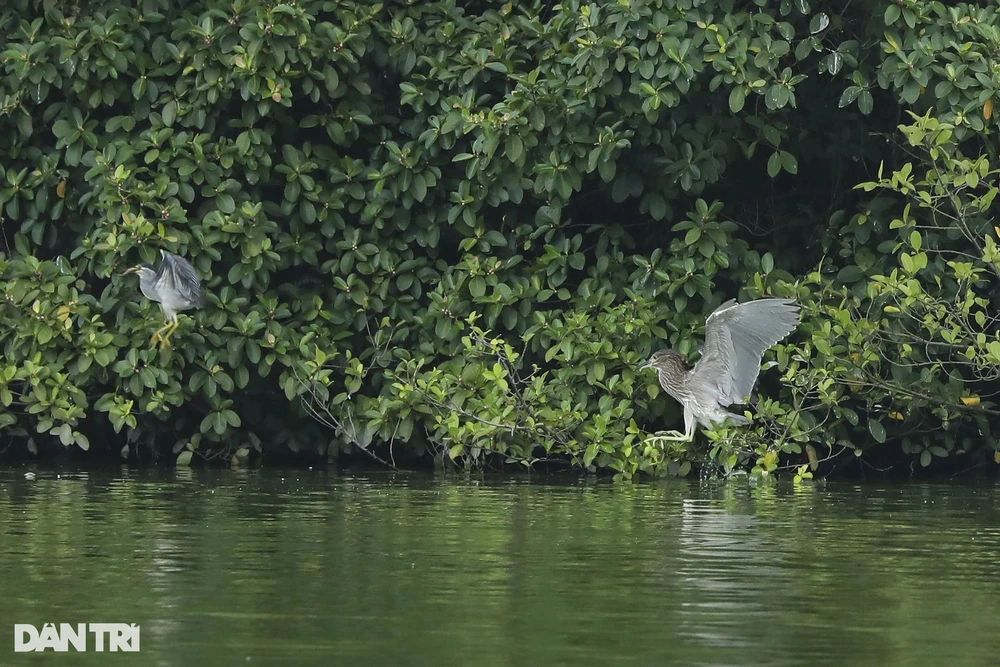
149;323;170;348
684;408;697;440
644;406;697;445
151;315;179;350
158;318;180;349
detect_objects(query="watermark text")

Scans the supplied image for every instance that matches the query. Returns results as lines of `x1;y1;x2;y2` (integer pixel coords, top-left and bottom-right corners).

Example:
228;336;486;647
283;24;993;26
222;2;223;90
14;623;140;653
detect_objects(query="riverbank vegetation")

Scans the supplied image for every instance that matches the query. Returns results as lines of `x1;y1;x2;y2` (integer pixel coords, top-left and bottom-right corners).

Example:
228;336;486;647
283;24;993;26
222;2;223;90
2;0;1000;478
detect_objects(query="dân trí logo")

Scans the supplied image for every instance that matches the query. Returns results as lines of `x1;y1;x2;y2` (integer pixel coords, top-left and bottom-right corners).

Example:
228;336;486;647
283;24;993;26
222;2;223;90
14;623;140;653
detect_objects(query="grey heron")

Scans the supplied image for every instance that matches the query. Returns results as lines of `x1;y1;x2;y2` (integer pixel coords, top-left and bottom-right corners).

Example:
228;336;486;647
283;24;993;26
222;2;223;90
121;249;204;349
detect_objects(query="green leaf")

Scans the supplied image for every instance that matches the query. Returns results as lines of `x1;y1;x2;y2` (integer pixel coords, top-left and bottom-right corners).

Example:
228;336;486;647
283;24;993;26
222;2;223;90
836;265;864;283
411;176;427;202
506;135;523;162
649;194;667;220
469;276;486;298
826;52;843;76
598;158;616;182
236;131;251;154
869;419;886;444
52;119;73;140
729;86;746;113
839;86;861;108
217;193;236;214
780;151;798;174
162;100;178;126
858;90;874;115
809;13;829;34
767;152;781;177
176;450;193;466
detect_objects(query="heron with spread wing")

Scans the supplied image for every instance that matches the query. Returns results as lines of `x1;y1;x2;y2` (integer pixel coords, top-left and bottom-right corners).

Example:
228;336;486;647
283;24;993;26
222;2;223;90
121;249;204;349
639;297;800;442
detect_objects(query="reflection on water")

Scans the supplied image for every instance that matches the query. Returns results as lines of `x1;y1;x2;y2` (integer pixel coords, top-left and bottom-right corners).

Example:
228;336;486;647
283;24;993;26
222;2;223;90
0;469;999;666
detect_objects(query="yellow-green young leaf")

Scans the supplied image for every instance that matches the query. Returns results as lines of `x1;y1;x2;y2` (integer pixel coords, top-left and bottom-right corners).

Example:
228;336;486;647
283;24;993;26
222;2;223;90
806;444;820;470
910;230;921;251
899;253;914;273
176;451;193;466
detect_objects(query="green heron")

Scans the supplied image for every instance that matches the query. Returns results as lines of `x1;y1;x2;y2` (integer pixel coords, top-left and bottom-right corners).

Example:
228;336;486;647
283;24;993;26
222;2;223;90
640;297;800;442
121;249;204;349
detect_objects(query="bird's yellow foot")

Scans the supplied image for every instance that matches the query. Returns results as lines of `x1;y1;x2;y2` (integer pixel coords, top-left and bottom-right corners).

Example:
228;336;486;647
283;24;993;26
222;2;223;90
644;430;692;446
150;326;174;350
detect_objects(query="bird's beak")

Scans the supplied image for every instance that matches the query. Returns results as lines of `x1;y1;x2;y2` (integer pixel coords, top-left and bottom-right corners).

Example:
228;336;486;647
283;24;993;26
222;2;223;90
638;359;653;371
119;265;141;277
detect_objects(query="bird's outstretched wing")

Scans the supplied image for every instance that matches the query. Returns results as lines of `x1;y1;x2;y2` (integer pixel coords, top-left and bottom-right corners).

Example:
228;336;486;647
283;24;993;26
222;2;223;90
689;298;800;407
156;250;204;307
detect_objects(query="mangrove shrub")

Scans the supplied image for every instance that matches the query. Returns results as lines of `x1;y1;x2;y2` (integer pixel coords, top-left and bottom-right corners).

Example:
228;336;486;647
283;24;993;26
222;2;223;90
2;0;1000;477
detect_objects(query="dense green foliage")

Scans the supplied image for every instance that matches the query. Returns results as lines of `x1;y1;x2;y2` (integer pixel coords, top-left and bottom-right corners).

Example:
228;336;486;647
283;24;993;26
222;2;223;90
2;0;1000;477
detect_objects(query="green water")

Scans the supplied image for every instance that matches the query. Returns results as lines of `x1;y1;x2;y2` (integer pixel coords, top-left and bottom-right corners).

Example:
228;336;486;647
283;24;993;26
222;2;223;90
1;470;999;666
